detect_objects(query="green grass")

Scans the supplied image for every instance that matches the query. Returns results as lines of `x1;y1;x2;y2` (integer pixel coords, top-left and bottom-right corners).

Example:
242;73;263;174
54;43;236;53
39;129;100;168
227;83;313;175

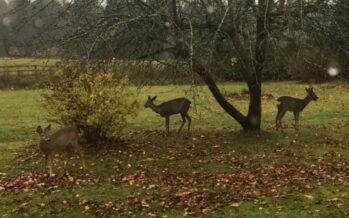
1;82;349;217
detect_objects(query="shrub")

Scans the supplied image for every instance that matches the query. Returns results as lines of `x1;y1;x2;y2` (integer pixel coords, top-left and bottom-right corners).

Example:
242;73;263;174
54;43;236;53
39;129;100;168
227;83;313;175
44;61;138;142
288;49;339;83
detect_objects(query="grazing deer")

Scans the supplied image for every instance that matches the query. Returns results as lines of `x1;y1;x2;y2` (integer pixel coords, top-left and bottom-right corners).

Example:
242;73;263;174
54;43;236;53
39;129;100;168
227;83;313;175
275;87;318;130
36;124;85;175
144;96;191;134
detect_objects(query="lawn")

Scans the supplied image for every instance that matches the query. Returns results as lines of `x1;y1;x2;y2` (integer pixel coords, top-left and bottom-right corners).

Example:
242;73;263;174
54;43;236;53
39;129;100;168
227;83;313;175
0;82;349;217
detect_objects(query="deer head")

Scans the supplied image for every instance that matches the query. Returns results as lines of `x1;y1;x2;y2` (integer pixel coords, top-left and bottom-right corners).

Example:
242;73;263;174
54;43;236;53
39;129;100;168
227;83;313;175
305;87;319;101
144;96;157;108
36;124;52;142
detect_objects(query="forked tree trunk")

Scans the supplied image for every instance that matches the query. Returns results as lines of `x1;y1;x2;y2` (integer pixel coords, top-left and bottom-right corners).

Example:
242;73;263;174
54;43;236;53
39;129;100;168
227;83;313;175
246;84;262;130
193;61;261;131
192;0;268;131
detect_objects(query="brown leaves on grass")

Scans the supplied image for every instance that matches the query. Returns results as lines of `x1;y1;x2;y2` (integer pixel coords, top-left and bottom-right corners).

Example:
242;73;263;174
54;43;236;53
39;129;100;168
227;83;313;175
2;130;349;216
0;172;103;193
103;160;349;216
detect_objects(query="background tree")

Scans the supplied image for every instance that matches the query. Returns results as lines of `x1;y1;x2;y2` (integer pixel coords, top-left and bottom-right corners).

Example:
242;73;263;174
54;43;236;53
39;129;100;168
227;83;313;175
28;0;65;56
0;0;9;56
6;0;34;56
329;0;349;78
58;0;104;58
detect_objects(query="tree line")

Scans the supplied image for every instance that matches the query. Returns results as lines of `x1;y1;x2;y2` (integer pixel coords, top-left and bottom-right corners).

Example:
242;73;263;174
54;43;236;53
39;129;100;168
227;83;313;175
0;0;348;80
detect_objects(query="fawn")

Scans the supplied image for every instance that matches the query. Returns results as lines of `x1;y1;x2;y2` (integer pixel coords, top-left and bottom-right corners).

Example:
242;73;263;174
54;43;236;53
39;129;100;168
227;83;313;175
144;96;191;134
275;87;318;130
36;124;85;175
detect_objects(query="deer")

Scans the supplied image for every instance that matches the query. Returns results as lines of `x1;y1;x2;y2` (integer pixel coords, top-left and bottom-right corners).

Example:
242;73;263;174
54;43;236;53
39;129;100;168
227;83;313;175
275;87;319;130
36;124;86;176
144;96;192;135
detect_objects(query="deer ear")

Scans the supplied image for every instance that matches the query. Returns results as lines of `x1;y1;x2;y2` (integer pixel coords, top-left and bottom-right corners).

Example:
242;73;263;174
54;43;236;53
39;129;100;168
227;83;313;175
36;126;43;134
44;124;51;131
148;96;151;100
305;88;309;92
152;96;157;101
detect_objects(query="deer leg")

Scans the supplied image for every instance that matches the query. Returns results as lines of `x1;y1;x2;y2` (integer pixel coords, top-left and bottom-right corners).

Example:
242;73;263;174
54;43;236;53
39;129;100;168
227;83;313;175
293;112;301;130
186;114;191;133
64;153;70;175
78;146;86;169
165;116;170;135
278;111;287;129
297;113;301;128
177;113;186;134
43;154;48;172
296;113;300;130
293;112;298;130
47;156;53;176
64;146;75;175
275;109;281;130
64;159;69;175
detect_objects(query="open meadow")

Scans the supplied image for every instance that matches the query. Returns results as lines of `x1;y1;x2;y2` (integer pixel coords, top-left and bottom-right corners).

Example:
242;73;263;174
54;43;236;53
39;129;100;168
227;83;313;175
0;82;349;217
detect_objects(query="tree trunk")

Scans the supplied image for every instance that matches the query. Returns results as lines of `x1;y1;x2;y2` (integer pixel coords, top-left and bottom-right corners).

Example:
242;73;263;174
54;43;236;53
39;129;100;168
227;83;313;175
246;84;261;130
246;0;269;130
193;60;250;129
192;0;269;131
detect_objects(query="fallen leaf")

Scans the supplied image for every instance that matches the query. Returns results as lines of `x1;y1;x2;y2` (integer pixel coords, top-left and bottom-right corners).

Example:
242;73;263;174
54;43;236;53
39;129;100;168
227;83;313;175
230;202;240;208
304;194;314;200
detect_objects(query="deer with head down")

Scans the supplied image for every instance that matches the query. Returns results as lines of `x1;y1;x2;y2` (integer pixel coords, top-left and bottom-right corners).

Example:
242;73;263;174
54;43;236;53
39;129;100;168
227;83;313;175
144;96;192;135
36;124;85;175
275;87;319;130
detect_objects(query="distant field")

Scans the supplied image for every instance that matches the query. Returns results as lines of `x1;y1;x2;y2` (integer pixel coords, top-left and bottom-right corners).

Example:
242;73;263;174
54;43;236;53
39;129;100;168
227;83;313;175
0;57;202;87
0;57;58;66
0;58;59;89
1;82;349;217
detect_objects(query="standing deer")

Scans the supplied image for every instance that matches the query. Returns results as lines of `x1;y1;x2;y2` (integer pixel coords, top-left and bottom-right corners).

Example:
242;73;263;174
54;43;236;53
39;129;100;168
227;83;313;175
36;124;85;175
275;87;318;130
144;96;191;134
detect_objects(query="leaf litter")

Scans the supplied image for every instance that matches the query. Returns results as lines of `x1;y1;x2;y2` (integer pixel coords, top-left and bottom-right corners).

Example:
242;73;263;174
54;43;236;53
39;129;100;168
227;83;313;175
1;129;349;216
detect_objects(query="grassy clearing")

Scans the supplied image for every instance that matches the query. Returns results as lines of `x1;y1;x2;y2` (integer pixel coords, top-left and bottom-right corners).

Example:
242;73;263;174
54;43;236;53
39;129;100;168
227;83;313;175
0;82;349;217
0;58;59;89
0;58;58;66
